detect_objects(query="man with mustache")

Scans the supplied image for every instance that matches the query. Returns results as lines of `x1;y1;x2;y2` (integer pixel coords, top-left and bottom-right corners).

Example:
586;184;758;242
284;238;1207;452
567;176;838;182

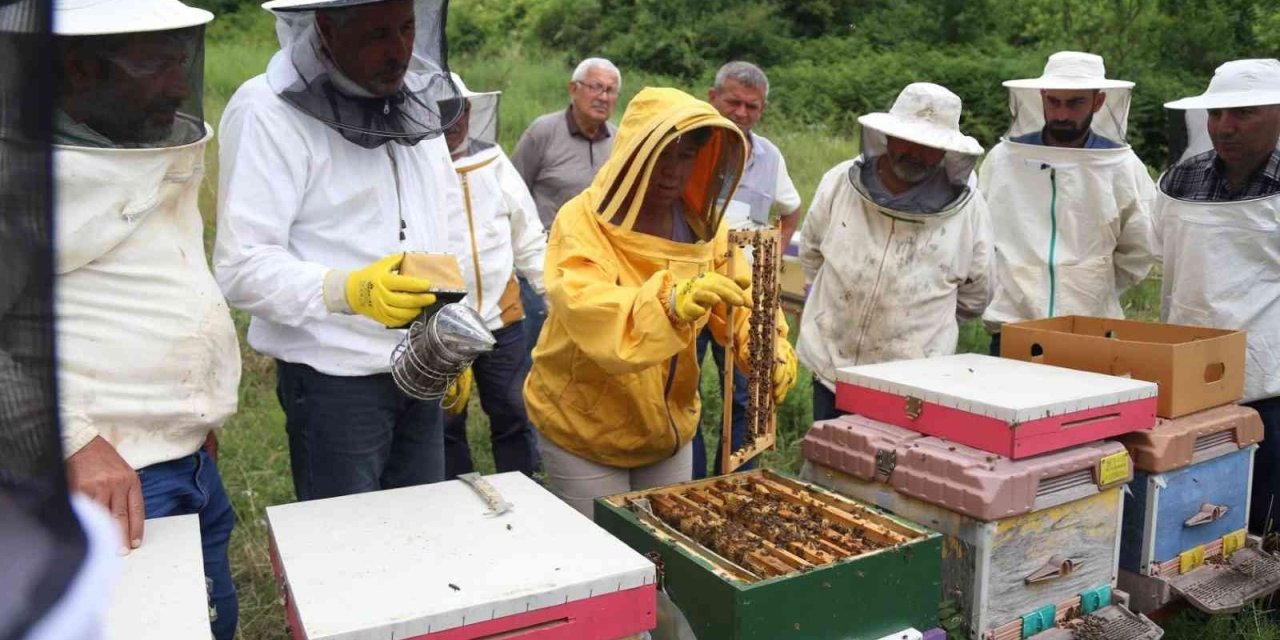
1154;59;1280;533
979;52;1155;356
511;58;622;354
796;83;993;420
53;0;241;637
214;0;468;501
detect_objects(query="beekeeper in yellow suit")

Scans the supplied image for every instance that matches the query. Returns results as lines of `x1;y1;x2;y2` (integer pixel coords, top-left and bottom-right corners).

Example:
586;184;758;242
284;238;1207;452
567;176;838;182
524;87;798;517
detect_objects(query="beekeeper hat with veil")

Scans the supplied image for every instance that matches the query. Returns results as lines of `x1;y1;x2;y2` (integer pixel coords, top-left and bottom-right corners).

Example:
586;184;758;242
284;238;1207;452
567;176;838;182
262;0;462;149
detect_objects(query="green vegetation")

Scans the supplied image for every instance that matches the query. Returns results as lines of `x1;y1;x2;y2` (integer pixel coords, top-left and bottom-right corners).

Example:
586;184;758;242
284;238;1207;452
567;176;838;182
192;2;1279;638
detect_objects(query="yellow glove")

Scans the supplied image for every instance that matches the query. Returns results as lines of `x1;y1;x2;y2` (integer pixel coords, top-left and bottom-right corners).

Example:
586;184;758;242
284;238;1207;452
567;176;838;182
444;367;473;416
346;254;437;328
772;339;798;404
668;272;752;324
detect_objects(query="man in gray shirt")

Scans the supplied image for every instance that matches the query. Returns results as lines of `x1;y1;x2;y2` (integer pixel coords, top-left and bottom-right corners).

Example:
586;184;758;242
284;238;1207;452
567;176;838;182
511;57;621;350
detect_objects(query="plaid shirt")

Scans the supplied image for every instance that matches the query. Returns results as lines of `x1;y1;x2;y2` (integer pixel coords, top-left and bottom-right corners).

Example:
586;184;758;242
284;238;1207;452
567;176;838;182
1162;149;1280;201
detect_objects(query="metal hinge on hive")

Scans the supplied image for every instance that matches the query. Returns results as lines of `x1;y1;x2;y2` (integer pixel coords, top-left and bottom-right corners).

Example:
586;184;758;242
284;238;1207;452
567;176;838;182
905;396;923;420
875;449;897;481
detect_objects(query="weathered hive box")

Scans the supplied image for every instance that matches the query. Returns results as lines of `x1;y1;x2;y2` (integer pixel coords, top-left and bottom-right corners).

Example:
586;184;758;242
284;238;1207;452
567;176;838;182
267;472;656;640
1000;316;1246;418
801;415;1162;640
595;469;942;640
1115;404;1280;614
105;515;210;640
835;354;1157;459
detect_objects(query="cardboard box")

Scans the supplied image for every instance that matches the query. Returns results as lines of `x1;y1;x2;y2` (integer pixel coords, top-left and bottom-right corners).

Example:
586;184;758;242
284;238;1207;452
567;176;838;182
1000;316;1246;418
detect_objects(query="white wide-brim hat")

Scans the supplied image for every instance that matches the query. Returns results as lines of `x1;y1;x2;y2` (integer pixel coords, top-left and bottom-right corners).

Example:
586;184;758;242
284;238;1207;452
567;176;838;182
450;72;500;101
55;0;212;35
857;82;983;156
1165;59;1280;110
1004;51;1133;90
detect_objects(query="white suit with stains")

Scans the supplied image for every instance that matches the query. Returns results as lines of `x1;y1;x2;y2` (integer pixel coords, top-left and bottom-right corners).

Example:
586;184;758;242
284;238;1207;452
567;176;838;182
797;159;995;391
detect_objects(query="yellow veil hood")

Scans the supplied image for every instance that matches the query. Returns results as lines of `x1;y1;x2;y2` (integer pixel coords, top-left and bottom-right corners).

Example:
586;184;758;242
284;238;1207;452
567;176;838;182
584;87;747;242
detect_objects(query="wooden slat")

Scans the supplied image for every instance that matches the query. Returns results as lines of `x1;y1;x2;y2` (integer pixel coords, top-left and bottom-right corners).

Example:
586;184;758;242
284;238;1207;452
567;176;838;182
762;471;923;539
748;476;909;545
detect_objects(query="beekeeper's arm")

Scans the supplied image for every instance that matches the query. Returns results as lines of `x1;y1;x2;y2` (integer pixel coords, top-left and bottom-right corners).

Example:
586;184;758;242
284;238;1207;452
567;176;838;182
213;99;432;329
500;153;547;294
1113;166;1158;291
958;192;995;323
547;227;703;375
799;165;841;282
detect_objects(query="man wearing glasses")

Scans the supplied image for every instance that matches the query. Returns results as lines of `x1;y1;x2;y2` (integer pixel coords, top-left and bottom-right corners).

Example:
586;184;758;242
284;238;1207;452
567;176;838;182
512;57;622;350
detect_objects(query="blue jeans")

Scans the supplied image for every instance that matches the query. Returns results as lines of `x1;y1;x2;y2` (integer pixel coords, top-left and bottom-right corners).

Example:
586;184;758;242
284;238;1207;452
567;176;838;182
138;448;237;640
692;329;753;478
812;376;848;422
276;360;445;501
1249;396;1280;535
988;331;1002;357
518;276;547;359
444;322;539;477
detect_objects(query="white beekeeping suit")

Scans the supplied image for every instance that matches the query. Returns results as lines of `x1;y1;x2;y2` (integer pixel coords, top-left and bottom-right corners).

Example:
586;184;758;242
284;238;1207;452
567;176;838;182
1155;59;1280;403
53;0;240;469
442;74;546;331
213;0;466;377
979;52;1155;339
797;82;994;392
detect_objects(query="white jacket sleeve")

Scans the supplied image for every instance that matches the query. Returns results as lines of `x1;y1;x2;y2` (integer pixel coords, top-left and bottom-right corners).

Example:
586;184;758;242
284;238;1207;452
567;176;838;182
500;153;547;294
1113;163;1158;291
958;191;995;323
213;92;334;327
800;166;841;281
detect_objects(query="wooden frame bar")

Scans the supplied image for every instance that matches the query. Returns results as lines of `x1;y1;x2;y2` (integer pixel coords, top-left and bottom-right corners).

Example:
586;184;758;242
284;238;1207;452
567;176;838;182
721;228;781;474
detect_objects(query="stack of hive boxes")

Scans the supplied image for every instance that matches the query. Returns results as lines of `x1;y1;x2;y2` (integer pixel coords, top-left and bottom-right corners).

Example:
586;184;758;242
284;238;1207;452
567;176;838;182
1002;317;1280;616
801;352;1165;640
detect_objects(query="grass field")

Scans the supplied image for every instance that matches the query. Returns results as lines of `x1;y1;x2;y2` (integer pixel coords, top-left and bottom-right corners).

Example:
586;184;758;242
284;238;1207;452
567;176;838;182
195;9;1275;638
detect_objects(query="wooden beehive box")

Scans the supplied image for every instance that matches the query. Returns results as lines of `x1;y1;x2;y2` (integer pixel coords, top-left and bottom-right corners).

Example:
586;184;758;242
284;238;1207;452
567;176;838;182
267;473;656;640
594;469;942;640
835;354;1157;459
105;515;210;640
802;415;1162;640
1116;405;1280;614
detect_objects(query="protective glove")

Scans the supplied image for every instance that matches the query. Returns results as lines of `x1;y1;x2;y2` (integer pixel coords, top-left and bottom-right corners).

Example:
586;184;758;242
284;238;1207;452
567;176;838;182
772;339;798;404
444;367;473;416
346;254;437;328
668;272;752;324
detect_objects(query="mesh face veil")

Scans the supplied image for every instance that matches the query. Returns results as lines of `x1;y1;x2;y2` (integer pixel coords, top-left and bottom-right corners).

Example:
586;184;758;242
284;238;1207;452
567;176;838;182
1002;52;1134;147
53;0;212;148
438;72;499;158
264;0;462;149
604;125;746;243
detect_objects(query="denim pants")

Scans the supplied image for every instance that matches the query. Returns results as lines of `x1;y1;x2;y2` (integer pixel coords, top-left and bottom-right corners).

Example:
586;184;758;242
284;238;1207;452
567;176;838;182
138;448;237;640
988;331;1002;357
444;322;540;477
518;276;547;359
691;329;754;478
812;376;849;422
1249;396;1280;535
275;360;445;501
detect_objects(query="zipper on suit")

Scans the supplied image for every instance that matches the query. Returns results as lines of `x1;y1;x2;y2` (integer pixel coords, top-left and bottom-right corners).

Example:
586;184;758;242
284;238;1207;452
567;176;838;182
459;172;485;309
663;355;681;457
853;218;896;363
386;145;407;242
1047;167;1058;317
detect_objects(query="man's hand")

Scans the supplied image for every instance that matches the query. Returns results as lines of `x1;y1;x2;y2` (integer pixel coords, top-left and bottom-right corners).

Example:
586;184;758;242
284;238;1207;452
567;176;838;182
67;436;143;554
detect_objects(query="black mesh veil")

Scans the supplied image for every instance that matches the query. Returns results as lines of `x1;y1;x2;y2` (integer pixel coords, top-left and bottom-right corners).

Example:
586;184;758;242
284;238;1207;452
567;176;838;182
265;0;462;149
52;25;207;148
0;0;89;637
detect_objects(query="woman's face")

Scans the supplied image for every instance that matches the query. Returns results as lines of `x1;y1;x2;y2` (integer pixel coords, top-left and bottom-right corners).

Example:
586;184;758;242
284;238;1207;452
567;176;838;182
643;135;703;210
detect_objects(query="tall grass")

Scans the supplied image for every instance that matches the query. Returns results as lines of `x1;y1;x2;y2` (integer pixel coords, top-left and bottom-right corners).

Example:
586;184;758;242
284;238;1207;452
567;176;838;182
196;8;1260;638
